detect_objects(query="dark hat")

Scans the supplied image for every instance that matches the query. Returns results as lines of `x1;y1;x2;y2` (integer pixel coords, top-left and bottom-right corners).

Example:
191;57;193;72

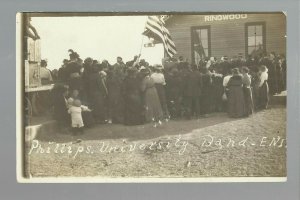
63;59;69;64
69;49;79;59
41;59;47;67
84;57;93;64
232;68;240;75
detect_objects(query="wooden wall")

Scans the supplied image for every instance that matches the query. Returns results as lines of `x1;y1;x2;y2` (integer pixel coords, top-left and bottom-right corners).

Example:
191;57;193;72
165;13;286;61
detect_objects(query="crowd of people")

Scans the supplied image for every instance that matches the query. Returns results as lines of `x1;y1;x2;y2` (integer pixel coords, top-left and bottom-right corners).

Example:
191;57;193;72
47;49;286;134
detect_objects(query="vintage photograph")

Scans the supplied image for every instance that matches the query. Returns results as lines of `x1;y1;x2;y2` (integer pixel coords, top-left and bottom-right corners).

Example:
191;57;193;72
18;12;286;181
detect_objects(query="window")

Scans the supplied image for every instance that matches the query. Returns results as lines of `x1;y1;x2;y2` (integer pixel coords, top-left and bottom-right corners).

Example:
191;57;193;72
191;26;211;65
245;22;266;56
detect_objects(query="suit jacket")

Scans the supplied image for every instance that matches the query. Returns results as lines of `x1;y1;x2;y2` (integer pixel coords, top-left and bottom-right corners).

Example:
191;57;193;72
183;70;202;97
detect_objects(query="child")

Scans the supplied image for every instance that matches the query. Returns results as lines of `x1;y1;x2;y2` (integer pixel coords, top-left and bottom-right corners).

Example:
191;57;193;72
67;89;79;108
68;99;91;135
68;89;95;128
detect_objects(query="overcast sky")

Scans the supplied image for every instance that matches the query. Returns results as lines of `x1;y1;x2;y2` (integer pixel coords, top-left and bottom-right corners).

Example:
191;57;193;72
31;16;164;70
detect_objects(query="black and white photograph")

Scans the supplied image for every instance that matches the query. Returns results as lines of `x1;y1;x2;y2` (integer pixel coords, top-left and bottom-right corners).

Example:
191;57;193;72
17;12;287;182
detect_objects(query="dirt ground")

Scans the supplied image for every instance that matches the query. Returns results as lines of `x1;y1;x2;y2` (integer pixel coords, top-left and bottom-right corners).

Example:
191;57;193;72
25;105;286;178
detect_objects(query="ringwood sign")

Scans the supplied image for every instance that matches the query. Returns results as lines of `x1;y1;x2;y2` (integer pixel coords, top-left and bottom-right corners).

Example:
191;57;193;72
204;14;248;22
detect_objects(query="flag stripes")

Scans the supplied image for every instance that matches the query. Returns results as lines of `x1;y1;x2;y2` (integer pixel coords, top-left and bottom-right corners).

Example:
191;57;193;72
144;16;177;57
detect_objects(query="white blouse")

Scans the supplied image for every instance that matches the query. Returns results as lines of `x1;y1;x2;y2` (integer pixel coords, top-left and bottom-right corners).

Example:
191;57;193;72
151;72;166;85
259;72;268;87
223;75;232;87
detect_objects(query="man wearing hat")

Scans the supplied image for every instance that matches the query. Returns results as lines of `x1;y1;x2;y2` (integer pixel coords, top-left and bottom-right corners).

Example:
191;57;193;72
40;59;53;85
65;50;82;91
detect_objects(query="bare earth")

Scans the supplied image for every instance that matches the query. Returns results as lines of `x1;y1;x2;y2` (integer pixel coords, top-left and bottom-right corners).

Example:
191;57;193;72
25;105;286;178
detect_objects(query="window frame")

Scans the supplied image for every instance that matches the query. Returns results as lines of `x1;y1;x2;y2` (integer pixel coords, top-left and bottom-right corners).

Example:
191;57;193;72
245;22;266;56
191;25;211;65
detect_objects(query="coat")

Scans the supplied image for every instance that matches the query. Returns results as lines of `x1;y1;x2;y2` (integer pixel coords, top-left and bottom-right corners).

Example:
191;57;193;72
227;75;246;118
183;70;202;97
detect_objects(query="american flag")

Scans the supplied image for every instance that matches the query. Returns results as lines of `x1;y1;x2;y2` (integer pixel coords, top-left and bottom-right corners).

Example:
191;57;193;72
143;16;177;58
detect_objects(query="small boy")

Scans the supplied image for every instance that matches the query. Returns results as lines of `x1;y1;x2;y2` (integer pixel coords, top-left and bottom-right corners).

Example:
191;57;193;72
68;99;91;135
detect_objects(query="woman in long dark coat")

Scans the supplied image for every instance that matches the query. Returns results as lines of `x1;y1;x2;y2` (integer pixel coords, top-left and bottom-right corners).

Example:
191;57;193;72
165;67;183;119
51;84;70;131
250;66;261;110
106;64;125;124
123;68;144;125
140;68;163;126
87;66;108;123
211;69;224;112
227;68;246;118
200;68;212;115
81;57;94;104
241;67;254;116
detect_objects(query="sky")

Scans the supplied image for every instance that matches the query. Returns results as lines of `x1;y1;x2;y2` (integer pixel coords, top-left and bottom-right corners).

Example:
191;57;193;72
31;16;164;70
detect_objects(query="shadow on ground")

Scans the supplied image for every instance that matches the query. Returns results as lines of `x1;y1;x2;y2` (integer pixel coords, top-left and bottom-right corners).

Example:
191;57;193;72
33;92;286;143
34;112;249;143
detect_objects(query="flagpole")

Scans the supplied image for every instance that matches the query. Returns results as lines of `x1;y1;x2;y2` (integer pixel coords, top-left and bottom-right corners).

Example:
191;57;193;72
139;17;148;57
139;34;145;56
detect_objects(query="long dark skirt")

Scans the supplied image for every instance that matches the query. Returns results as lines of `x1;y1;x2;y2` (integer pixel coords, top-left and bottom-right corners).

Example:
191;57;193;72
258;81;269;109
124;93;144;125
108;90;124;124
252;85;260;110
228;86;246;118
82;111;95;128
167;92;182;119
200;87;212;114
212;84;224;112
90;93;106;123
184;96;200;118
54;108;70;129
243;87;254;116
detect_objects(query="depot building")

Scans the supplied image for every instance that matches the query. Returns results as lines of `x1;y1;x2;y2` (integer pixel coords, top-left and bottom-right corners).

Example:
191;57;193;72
164;13;286;64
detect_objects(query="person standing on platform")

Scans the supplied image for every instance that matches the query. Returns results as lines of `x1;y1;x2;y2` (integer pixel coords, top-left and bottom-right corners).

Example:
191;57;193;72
58;59;69;83
65;50;82;92
40;59;53;85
